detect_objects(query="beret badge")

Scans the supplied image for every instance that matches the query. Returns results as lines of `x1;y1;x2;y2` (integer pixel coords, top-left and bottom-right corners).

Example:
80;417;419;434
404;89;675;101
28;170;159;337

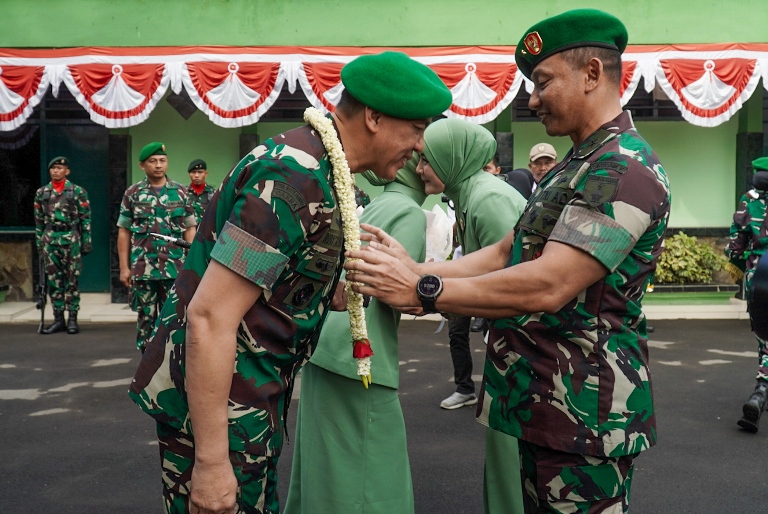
524;32;543;55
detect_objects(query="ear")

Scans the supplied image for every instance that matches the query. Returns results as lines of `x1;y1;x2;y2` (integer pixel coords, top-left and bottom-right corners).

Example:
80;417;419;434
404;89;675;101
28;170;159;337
584;57;603;93
364;107;383;134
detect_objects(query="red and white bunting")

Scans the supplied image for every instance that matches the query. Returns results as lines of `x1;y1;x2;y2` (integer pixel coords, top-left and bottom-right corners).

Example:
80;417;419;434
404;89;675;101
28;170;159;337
656;58;762;127
181;61;285;127
0;65;49;131
62;63;169;128
0;45;765;130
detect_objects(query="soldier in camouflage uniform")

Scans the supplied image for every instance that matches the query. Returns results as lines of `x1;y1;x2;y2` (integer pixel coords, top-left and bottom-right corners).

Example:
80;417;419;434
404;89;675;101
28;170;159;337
117;142;197;352
186;158;215;225
128;52;452;514
727;158;768;433
34;156;92;334
347;11;671;514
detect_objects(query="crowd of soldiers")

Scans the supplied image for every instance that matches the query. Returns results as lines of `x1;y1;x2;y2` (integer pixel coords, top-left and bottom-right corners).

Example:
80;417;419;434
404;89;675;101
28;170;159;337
34;149;213;340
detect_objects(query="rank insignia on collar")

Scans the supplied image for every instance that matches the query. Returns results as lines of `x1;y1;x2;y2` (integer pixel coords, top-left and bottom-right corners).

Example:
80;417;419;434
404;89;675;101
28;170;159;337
524;32;543;55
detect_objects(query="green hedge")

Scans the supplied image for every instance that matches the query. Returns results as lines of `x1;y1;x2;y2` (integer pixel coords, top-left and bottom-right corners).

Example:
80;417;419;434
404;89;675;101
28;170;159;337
655;232;727;284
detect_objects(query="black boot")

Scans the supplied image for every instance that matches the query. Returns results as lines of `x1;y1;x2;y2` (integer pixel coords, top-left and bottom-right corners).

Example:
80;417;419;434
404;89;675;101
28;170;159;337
67;311;79;334
737;381;768;433
41;310;66;335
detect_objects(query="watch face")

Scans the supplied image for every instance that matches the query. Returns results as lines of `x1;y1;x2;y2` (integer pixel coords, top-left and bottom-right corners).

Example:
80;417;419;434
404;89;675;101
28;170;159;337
418;275;442;298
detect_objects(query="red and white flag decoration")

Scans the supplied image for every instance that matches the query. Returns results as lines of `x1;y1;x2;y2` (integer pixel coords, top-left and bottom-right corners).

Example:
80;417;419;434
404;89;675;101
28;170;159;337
656;58;762;127
433;62;522;123
182;61;285;127
0;45;766;130
0;65;49;131
62;63;169;128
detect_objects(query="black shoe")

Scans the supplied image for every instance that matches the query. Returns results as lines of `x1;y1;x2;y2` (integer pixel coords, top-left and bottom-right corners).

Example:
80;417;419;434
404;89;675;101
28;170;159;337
737;381;768;433
471;318;485;333
41;310;66;335
66;311;79;334
647;326;655;333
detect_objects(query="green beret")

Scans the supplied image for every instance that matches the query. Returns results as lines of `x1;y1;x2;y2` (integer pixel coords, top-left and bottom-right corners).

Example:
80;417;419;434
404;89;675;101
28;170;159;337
188;159;207;172
341;51;452;120
139;142;167;162
515;9;628;79
48;156;69;169
752;157;768;172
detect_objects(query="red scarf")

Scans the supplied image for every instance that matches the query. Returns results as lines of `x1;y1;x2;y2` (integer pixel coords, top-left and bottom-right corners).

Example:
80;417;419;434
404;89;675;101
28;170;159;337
52;179;66;194
190;183;206;195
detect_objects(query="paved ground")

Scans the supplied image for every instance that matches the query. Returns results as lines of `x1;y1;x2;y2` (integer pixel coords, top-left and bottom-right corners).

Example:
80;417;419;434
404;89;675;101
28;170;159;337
0;319;764;513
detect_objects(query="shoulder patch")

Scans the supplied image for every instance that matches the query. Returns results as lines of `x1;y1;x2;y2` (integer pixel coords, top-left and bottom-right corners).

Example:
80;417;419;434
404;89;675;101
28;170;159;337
590;161;628;174
583;175;620;206
272;181;307;212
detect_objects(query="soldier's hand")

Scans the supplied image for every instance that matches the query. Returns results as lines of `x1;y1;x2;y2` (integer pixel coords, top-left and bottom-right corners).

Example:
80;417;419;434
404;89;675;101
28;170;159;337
82;243;93;256
119;268;131;288
189;460;238;514
330;280;348;311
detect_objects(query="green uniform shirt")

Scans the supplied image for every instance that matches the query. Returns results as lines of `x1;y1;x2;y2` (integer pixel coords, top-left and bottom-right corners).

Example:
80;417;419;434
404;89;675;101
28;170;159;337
726;189;768;274
455;172;527;255
33;180;91;248
310;181;427;389
129;122;344;457
117;178;196;281
187;183;216;225
479;111;671;458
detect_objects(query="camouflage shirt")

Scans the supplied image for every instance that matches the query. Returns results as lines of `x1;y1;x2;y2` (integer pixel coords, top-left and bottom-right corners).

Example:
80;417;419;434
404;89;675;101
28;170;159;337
33;180;91;248
726;189;768;272
116;177;196;281
478;111;671;458
128;123;344;457
187;183;216;225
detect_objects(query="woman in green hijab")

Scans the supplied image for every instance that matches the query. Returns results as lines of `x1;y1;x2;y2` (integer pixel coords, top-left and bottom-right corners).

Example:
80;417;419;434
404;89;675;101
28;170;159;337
285;154;429;514
419;117;527;514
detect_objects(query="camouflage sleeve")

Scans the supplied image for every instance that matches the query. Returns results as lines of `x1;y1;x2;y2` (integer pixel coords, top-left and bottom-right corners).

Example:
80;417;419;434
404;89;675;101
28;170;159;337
549;158;669;273
77;186;92;247
116;188;133;229
209;160;324;291
726;195;751;260
209;221;289;290
33;188;44;247
179;186;197;228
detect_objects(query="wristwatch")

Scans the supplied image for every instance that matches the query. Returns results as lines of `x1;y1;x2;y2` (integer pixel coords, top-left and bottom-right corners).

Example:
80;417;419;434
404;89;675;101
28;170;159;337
416;274;443;314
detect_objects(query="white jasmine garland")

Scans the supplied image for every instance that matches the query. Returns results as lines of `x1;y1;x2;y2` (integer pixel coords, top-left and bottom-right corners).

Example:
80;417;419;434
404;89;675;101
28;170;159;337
304;107;372;387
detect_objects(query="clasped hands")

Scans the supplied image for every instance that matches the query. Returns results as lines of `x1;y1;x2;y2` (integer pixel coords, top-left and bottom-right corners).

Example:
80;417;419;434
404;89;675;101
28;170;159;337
343;223;425;315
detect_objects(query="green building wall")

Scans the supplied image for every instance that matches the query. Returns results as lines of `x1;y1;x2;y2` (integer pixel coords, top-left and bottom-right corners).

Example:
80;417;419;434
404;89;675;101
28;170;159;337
2;0;767;227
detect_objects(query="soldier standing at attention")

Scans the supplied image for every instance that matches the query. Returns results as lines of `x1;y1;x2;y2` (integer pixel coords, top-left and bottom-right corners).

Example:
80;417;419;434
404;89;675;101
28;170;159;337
128;52;452;514
33;156;92;334
186;159;215;225
117;143;196;352
727;157;768;433
346;10;671;513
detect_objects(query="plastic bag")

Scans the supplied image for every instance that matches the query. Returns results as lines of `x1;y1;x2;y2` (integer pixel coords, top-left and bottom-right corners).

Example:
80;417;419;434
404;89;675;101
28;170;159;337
424;204;454;263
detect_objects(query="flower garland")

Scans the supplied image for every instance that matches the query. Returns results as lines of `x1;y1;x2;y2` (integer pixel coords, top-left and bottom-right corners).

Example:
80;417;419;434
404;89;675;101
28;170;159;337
304;107;373;388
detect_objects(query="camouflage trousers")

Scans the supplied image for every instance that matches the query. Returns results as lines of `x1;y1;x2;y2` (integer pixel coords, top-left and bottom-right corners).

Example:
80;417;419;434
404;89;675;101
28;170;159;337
130;279;174;352
746;269;768;380
157;423;280;514
518;440;637;514
42;242;82;312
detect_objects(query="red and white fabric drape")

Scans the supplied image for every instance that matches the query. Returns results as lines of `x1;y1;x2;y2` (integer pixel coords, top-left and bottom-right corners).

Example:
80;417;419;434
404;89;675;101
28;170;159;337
0;44;766;130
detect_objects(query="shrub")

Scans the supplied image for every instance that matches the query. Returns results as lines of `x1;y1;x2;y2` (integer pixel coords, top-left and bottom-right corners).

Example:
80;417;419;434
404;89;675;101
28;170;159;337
655;232;728;284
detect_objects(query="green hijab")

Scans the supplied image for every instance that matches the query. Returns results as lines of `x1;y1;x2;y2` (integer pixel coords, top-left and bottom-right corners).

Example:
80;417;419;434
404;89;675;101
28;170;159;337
361;153;426;205
422;118;497;200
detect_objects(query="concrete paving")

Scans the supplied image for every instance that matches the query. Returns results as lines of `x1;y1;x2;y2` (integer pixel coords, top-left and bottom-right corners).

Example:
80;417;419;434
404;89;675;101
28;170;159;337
0;319;764;513
0;293;752;324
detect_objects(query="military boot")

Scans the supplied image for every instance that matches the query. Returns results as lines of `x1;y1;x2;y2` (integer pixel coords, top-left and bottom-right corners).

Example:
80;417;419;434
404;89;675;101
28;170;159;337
66;311;79;334
737;381;768;433
41;310;66;335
